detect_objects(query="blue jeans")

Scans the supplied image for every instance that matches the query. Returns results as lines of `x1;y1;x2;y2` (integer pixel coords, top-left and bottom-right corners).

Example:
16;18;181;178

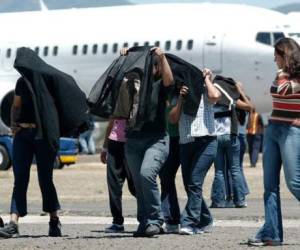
159;136;180;225
211;134;246;206
79;129;95;154
238;134;250;195
125;134;169;228
10;128;60;217
255;122;300;242
180;136;217;228
247;134;263;167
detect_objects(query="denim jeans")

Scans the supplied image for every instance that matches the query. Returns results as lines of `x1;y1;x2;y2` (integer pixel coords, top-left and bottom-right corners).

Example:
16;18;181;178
238;134;250;195
10;128;60;217
180;136;217;228
107;139;136;225
211;134;246;206
79;129;96;154
125;134;169;228
255;122;300;242
247;134;263;167
159;136;180;225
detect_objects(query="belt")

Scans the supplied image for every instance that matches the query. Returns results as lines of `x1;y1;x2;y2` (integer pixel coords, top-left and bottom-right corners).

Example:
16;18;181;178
19;123;36;128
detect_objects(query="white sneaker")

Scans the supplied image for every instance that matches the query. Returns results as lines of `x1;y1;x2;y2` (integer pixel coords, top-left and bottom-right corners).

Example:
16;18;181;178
179;226;194;235
163;224;179;234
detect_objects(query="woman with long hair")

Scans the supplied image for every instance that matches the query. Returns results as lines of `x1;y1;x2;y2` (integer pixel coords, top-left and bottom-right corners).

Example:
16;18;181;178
248;37;300;246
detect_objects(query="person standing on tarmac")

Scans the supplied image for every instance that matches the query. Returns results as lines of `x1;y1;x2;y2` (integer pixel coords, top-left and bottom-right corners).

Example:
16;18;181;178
0;77;62;238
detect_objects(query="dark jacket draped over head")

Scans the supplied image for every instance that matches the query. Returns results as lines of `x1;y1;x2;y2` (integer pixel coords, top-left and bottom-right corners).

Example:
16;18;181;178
14;47;89;152
88;46;206;130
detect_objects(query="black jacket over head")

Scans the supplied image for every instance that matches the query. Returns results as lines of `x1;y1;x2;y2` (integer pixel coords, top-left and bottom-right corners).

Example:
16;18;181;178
165;53;205;116
14;47;89;152
213;75;246;133
88;46;155;130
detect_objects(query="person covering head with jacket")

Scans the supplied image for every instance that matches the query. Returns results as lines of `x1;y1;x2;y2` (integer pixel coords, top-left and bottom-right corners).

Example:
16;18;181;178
169;68;221;235
248;37;300;246
120;46;174;237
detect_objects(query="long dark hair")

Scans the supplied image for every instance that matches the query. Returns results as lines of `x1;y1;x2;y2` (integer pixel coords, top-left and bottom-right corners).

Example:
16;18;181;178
274;37;300;78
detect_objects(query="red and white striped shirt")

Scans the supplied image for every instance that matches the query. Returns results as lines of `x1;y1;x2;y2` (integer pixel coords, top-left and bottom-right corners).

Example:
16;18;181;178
270;71;300;124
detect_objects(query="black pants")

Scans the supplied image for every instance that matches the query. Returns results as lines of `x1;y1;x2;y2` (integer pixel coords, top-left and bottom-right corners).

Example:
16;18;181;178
247;134;263;167
10;128;60;217
159;136;180;225
107;139;135;225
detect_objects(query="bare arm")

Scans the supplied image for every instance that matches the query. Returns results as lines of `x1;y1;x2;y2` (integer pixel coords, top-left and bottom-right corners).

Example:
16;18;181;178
235;82;254;111
153;47;174;87
10;95;22;136
203;68;221;104
100;119;114;164
168;86;188;124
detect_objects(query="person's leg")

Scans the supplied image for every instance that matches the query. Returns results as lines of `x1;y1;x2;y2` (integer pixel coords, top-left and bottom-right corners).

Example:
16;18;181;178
211;136;226;207
251;134;262;167
0;129;34;238
239;134;250;195
106;140;126;228
35;138;61;237
181;138;217;231
78;131;89;154
254;124;283;243
87;130;96;154
247;134;255;167
159;136;180;227
280;126;300;202
140;135;169;229
125;138;147;234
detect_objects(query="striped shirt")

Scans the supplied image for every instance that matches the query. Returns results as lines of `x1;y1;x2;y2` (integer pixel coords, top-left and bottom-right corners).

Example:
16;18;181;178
179;93;216;144
270;71;300;124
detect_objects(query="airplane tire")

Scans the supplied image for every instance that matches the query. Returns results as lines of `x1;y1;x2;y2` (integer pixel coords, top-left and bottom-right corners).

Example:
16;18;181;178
0;145;11;171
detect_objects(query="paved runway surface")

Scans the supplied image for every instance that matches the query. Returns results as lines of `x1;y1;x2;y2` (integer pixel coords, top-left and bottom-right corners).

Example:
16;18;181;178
0;155;299;249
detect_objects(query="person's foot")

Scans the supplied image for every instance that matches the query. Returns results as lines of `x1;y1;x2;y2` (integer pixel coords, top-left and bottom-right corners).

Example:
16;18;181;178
133;224;147;238
0;217;4;228
235;202;248;208
210;202;226;208
247;238;282;246
179;226;194;235
195;223;213;234
0;221;19;238
145;224;161;237
163;223;179;234
105;224;124;233
225;199;235;208
49;217;62;237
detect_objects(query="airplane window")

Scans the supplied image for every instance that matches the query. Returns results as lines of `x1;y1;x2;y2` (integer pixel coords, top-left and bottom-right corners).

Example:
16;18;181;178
92;44;98;54
82;45;88;55
144;41;150;46
73;45;78;55
53;46;58;56
165;41;171;51
133;42;139;47
155;41;160;47
102;44;108;54
256;32;271;45
6;48;11;58
123;42;129;48
273;32;285;44
35;47;39;55
187;40;193;50
43;46;49;56
289;33;300;38
112;43;118;53
176;40;182;50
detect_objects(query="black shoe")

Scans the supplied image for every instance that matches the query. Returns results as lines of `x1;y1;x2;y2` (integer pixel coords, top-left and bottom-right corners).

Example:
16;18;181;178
145;224;161;237
210;202;226;208
49;217;62;237
0;217;4;228
0;221;19;238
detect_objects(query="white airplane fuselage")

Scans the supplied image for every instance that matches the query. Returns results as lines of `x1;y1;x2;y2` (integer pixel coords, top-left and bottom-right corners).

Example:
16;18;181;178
0;3;291;130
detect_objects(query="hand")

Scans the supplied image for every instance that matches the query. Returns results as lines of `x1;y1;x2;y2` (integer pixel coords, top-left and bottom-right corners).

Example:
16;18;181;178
203;68;213;81
120;47;129;56
11;123;21;137
100;149;108;164
179;86;189;98
292;119;300;127
151;47;164;57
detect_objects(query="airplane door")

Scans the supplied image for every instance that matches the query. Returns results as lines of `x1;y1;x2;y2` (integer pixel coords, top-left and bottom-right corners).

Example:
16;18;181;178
203;34;223;73
1;46;16;72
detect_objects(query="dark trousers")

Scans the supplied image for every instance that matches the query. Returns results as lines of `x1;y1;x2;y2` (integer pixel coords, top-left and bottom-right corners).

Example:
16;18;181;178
180;137;217;228
10;128;60;217
107;139;136;225
159;136;180;225
247;134;263;167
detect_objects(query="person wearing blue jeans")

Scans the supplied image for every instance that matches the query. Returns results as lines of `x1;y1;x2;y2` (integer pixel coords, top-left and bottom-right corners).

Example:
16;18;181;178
248;38;300;246
169;68;221;235
122;46;174;237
